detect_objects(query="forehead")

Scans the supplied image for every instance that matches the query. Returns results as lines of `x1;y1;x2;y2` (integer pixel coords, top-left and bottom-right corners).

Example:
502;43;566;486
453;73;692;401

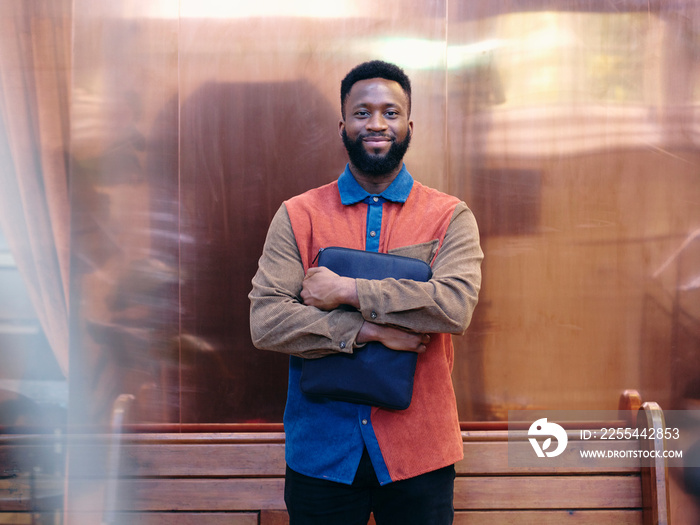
344;78;409;110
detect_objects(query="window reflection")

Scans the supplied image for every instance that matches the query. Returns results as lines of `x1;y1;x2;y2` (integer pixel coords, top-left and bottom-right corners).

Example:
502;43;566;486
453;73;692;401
0;226;66;431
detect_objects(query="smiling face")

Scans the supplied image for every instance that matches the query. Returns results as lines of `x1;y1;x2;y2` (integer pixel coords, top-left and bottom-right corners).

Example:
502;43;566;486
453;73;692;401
339;78;413;180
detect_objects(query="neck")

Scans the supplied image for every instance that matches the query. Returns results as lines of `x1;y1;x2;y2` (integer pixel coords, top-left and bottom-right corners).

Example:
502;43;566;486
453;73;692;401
348;163;402;194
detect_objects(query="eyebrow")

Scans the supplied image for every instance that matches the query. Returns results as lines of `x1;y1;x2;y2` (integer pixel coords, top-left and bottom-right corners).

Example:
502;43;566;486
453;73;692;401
350;101;405;111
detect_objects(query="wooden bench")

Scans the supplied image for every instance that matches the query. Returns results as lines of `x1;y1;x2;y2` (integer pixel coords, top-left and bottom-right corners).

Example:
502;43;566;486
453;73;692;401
2;390;671;524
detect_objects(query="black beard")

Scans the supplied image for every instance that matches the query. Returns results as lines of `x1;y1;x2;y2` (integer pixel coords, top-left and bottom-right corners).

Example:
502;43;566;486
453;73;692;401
341;129;411;177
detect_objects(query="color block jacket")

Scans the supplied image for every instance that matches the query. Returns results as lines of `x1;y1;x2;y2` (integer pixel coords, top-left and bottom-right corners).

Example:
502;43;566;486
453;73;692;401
249;165;482;484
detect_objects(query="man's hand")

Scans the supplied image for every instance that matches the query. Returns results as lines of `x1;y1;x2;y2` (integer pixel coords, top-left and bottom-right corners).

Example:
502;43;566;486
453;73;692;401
358;322;430;353
300;266;360;310
301;267;428;353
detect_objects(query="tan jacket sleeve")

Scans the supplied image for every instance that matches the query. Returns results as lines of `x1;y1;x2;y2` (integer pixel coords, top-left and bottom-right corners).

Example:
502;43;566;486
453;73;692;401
354;202;483;335
249;204;365;358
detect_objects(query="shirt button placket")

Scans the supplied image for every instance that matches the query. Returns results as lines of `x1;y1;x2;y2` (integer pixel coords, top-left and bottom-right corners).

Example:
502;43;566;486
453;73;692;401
366;195;382;253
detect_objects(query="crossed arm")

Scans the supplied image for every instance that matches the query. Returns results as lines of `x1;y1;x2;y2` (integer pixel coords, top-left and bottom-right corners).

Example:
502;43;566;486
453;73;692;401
249;203;482;359
300;266;432;353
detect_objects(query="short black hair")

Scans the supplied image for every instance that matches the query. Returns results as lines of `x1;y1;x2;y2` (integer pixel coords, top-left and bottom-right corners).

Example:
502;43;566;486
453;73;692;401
340;60;412;119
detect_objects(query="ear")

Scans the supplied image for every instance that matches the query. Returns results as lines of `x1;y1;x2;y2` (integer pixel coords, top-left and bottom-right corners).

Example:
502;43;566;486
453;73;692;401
338;119;345;139
408;120;414;136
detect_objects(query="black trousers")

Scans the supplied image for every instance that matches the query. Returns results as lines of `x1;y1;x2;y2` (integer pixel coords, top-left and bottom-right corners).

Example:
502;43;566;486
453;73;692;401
284;448;455;525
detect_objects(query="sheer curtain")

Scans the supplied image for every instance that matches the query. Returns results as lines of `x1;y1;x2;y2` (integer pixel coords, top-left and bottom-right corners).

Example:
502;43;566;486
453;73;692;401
0;0;71;376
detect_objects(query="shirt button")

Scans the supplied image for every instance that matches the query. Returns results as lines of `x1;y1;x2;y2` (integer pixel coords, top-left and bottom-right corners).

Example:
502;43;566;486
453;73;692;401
362;419;368;425
339;341;346;349
370;311;378;319
369;231;376;237
373;196;379;203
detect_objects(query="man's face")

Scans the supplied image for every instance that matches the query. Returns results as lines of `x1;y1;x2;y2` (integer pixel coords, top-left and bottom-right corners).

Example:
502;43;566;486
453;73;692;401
339;78;413;177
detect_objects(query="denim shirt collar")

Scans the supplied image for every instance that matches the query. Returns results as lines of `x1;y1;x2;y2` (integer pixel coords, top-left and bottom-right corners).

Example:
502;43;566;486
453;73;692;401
338;164;414;205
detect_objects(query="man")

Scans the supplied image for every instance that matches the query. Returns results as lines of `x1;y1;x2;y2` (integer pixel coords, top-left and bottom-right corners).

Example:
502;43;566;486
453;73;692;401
249;60;482;524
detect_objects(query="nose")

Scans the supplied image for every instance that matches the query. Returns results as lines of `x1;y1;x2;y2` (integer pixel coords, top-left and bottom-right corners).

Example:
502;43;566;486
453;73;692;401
366;111;388;132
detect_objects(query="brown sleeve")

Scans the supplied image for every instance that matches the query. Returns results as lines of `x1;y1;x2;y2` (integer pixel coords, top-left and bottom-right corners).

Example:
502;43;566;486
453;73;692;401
354;202;483;334
249;204;364;358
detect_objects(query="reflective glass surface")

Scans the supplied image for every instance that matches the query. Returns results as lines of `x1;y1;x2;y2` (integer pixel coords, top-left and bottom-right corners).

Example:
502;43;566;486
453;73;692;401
1;0;698;431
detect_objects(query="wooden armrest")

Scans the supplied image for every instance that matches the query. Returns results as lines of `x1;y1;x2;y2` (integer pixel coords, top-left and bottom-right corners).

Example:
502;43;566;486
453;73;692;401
638;401;670;525
103;394;135;525
620;389;643;419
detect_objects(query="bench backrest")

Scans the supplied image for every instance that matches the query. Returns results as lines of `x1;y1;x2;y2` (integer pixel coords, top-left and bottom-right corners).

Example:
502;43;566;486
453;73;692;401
1;391;671;525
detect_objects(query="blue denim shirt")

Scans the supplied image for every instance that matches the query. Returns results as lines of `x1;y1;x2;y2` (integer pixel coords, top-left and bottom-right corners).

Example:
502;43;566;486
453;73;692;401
284;164;414;485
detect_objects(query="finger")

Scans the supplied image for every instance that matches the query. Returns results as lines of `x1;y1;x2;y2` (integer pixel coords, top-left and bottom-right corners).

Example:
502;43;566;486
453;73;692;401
304;267;320;279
